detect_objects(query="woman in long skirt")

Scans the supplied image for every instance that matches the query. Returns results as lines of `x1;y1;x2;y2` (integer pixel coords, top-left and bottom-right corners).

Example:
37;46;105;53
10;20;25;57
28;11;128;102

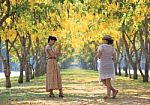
45;36;64;97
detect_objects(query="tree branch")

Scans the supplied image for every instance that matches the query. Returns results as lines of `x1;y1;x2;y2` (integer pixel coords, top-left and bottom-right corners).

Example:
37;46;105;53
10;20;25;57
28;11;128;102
0;0;5;3
0;0;10;27
8;40;21;61
8;34;18;52
26;32;32;52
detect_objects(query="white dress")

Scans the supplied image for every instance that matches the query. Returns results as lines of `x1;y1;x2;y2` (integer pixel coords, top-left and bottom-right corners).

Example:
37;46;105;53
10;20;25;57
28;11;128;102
97;44;116;80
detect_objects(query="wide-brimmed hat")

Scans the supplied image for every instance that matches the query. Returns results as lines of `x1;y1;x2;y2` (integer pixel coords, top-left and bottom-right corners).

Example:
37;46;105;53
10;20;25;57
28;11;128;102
102;35;112;40
102;35;113;44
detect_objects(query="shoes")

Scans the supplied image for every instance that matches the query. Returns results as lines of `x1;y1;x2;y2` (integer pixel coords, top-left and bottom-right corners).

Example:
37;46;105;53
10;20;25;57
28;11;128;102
49;93;64;98
59;94;64;97
112;90;118;99
103;96;111;99
49;94;55;97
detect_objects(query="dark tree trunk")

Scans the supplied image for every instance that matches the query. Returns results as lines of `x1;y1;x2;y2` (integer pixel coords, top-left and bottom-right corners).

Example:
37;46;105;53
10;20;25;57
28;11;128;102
124;55;128;77
139;16;149;82
118;56;123;76
4;39;11;88
115;40;124;75
25;62;30;82
17;32;31;83
129;66;132;78
31;69;35;79
118;67;121;76
132;63;138;79
18;63;24;83
34;38;46;77
138;50;144;80
143;59;149;82
122;26;138;80
18;36;26;83
124;66;128;77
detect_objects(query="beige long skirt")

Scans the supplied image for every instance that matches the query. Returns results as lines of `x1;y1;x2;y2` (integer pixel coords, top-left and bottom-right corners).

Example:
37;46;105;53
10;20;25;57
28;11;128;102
46;59;62;92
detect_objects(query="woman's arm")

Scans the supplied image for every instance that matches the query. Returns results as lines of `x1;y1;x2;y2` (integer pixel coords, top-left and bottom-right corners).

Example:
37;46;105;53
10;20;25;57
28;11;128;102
96;50;102;59
55;44;61;56
47;49;56;57
112;52;116;61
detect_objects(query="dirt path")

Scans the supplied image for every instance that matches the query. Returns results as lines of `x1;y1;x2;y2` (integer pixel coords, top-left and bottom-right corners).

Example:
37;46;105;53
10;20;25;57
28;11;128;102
0;69;150;105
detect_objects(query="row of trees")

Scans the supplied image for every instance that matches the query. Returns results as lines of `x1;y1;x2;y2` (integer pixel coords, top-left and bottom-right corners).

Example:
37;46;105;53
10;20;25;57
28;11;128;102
0;0;149;88
75;0;150;82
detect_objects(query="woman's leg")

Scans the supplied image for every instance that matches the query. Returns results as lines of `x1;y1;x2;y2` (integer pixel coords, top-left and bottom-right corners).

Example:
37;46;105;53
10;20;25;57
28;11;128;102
101;79;106;86
101;79;116;93
105;79;118;98
105;78;111;97
50;89;53;94
59;89;63;94
105;78;118;98
49;89;55;97
59;89;64;97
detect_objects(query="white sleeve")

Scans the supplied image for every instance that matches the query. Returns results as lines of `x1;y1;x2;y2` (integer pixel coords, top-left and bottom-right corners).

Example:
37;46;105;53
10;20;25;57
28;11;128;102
98;45;103;52
45;45;51;53
45;45;50;50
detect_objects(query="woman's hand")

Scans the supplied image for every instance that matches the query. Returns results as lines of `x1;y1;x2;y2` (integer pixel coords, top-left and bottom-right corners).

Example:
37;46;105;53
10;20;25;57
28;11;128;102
56;44;62;56
58;44;62;51
96;51;102;59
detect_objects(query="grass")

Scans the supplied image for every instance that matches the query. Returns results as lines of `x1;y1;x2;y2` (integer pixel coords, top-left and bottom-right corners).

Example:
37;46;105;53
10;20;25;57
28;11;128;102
0;69;150;105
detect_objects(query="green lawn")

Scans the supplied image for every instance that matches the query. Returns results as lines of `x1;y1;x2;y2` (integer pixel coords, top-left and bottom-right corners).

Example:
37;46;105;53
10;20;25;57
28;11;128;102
0;69;150;105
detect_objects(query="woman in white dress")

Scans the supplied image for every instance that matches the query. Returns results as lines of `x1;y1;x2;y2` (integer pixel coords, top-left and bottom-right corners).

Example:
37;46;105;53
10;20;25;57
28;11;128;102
97;35;118;99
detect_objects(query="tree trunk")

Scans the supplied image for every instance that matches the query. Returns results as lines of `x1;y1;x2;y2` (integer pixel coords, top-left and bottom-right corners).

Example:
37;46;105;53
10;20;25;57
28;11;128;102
137;50;144;80
18;63;24;83
129;65;132;78
118;66;121;76
140;15;149;82
29;64;34;79
18;36;26;83
115;40;124;76
124;66;128;77
18;33;31;83
143;59;149;82
122;29;138;80
6;33;23;83
34;37;47;77
4;39;11;88
132;63;138;79
25;61;30;82
31;69;35;79
35;63;40;77
41;51;46;75
37;51;46;76
114;59;118;75
118;57;123;76
25;33;31;82
93;56;97;70
124;55;128;77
